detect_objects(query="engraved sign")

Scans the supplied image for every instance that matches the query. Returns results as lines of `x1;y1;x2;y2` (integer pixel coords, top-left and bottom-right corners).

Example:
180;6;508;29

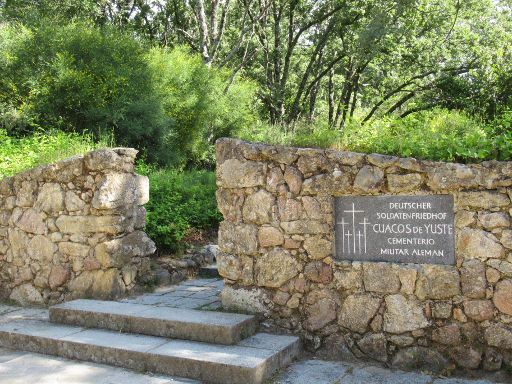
334;195;455;265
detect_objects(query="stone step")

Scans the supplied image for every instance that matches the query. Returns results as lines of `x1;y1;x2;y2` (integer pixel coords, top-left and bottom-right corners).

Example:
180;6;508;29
49;299;257;345
199;263;220;278
0;320;301;384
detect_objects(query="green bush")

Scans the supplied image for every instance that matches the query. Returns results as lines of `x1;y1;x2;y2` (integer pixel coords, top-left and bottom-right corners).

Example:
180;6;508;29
237;120;342;149
0;21;257;167
490;110;512;161
0;21;169;163
0;128;111;179
138;166;222;251
237;109;511;162
148;46;257;167
340;109;498;162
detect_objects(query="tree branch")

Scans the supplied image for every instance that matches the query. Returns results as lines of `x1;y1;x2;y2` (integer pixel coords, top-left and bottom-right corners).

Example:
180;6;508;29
362;65;471;123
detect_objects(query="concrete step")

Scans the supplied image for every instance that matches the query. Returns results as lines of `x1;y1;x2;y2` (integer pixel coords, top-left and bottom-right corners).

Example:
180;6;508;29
50;299;257;345
199;264;220;278
0;320;301;384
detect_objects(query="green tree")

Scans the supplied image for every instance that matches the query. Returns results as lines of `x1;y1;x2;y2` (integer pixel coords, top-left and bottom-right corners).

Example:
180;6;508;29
418;0;512;121
3;0;512;137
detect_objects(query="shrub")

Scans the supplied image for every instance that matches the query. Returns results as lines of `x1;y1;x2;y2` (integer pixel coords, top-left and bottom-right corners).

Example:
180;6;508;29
147;46;257;167
490;110;512;161
236;109;510;162
0;21;170;163
138;166;222;251
0;21;258;167
340;109;495;162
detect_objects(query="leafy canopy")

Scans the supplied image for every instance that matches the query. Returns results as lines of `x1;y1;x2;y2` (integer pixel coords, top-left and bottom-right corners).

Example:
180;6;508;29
0;20;257;166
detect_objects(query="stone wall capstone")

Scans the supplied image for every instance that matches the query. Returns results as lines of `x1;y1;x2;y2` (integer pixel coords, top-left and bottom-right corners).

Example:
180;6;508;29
216;137;512;373
0;148;155;305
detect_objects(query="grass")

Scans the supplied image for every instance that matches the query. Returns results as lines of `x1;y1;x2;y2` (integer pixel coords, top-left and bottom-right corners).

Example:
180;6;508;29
0;129;113;179
237;109;512;163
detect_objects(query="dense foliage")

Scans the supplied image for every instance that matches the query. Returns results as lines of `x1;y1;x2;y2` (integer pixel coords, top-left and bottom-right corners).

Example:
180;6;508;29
147;47;256;166
0;22;168;160
0;21;256;167
239;109;512;162
3;0;511;128
2;1;512;163
341;110;512;162
137;165;222;251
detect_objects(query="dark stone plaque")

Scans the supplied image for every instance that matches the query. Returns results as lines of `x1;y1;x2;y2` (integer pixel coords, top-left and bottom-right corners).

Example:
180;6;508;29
334;195;455;265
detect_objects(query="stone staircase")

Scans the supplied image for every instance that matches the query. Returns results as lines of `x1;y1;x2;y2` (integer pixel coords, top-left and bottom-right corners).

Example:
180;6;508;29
0;299;300;384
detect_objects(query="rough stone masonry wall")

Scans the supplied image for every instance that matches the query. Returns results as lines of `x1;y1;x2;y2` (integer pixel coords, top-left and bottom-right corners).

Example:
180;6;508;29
0;148;155;306
216;138;512;373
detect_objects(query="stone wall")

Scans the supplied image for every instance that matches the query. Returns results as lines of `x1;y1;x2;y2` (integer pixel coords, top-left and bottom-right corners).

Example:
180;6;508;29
0;148;155;306
216;138;512;373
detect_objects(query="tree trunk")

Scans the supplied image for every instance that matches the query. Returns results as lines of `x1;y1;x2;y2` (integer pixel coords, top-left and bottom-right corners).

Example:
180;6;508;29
328;70;335;127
